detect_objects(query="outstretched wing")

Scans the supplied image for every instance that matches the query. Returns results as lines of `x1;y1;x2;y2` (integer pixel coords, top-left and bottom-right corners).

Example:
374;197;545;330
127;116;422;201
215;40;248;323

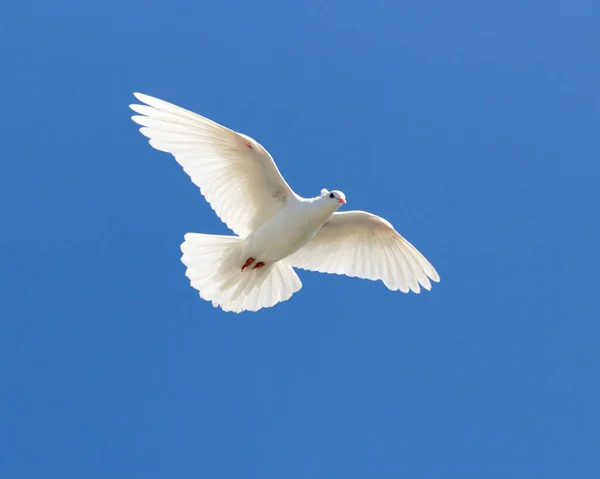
286;211;440;293
130;93;295;237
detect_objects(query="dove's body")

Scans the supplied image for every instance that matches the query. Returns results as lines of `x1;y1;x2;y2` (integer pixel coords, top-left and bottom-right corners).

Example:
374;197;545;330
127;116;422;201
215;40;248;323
242;196;337;265
130;93;440;313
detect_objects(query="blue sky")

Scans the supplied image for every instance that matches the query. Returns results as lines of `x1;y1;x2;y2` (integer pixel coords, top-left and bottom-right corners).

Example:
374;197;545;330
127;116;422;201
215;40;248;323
1;0;599;477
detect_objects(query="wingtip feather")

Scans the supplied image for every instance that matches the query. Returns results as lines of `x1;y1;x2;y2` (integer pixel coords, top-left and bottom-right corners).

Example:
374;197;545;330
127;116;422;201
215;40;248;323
133;92;150;103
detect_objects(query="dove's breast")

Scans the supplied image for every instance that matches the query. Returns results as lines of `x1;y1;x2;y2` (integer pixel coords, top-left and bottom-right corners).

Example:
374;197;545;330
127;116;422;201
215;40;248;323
242;200;333;263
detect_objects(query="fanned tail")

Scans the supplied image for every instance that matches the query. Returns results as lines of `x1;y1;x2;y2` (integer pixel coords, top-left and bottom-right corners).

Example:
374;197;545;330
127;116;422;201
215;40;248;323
180;233;302;313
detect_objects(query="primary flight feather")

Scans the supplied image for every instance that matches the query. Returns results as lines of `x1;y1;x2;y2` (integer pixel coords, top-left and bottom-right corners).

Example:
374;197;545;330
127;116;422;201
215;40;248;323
130;93;440;313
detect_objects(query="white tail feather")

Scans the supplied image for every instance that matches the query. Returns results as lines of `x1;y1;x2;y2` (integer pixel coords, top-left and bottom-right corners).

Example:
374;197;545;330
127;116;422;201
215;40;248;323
180;233;302;313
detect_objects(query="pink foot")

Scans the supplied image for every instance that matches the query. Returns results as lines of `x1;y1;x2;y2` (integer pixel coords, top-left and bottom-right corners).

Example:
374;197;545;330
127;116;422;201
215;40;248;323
252;261;265;270
241;257;255;271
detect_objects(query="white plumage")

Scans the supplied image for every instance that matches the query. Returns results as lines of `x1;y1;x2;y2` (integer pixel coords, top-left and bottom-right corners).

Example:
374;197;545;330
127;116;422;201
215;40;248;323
130;93;440;313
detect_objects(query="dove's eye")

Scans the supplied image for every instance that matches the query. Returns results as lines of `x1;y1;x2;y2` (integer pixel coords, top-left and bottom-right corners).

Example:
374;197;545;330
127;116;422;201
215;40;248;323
329;193;335;199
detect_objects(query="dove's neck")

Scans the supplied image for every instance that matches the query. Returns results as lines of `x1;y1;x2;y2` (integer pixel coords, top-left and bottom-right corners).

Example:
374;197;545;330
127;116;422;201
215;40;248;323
304;196;339;221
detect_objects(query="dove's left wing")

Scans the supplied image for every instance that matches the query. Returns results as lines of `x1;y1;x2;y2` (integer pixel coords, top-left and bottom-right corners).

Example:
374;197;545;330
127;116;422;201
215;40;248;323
130;93;295;238
286;211;440;293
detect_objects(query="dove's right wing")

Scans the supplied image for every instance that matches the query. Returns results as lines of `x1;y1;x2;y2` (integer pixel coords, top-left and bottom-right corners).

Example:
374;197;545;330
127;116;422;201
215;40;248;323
286;211;440;293
130;93;295;238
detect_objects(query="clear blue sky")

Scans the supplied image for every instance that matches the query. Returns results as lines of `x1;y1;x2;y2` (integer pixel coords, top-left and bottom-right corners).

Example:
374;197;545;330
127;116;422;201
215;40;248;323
1;0;599;477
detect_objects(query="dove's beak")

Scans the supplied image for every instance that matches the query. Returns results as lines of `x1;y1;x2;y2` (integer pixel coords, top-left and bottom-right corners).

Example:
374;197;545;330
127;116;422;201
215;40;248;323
338;198;345;205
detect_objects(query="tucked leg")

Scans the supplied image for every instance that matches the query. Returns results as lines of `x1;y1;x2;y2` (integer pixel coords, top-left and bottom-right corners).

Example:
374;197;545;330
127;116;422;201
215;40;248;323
241;257;255;271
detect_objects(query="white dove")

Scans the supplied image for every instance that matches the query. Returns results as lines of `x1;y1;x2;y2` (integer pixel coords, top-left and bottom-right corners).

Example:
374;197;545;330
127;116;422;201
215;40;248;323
130;93;440;313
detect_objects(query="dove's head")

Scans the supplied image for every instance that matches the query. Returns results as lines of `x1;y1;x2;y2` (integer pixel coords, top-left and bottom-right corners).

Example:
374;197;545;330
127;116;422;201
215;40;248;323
320;188;346;206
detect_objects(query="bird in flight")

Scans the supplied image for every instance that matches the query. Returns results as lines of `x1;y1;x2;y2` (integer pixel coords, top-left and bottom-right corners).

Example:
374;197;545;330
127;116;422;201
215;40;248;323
130;93;440;313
